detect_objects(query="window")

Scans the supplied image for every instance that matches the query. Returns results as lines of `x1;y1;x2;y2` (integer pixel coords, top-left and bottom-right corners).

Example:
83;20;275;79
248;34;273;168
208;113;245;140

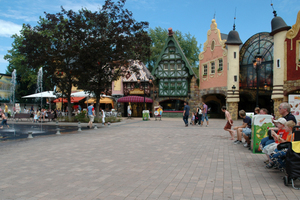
203;64;208;75
170;64;175;70
164;64;168;70
211;40;215;51
127;83;131;89
234;52;236;59
169;47;175;52
211;62;215;74
218;58;223;71
177;63;182;70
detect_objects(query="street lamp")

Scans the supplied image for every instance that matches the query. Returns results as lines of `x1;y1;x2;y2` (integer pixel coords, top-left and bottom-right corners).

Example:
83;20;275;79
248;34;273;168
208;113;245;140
138;76;153;111
232;85;236;95
253;51;262;108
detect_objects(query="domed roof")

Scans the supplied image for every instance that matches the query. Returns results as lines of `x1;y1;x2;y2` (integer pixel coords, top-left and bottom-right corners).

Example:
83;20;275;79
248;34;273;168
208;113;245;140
225;27;242;45
270;12;290;36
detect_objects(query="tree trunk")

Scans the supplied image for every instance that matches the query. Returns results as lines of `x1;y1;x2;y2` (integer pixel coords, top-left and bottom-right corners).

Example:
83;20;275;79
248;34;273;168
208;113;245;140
95;95;100;118
68;102;72;121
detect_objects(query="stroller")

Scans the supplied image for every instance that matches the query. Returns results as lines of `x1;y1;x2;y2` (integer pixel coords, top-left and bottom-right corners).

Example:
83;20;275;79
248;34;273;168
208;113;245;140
281;126;300;189
154;106;162;121
283;141;300;189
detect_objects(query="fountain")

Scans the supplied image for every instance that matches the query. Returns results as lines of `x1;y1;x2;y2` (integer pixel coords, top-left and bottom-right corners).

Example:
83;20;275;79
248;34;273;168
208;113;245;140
36;67;44;133
10;69;16;136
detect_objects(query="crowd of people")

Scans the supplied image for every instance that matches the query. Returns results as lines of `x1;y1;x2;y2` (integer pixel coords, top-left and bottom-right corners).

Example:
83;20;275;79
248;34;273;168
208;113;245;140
183;102;209;127
223;102;298;171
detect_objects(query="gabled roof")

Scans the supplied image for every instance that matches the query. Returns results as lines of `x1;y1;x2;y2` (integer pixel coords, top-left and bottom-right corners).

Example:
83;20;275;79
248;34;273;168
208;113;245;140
123;60;153;82
152;28;196;77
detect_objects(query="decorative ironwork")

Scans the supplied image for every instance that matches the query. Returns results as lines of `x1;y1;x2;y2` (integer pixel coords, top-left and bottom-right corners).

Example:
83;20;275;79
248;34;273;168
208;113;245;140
239;32;273;89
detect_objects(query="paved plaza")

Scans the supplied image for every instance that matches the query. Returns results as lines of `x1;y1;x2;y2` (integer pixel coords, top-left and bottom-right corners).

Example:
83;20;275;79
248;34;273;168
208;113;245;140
0;118;300;200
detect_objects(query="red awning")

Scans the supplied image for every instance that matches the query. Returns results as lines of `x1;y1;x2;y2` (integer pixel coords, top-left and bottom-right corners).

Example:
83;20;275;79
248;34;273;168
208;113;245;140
53;97;85;103
117;96;153;103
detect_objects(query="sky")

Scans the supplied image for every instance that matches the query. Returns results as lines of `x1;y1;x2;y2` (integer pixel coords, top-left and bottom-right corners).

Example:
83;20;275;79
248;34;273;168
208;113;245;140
0;0;300;74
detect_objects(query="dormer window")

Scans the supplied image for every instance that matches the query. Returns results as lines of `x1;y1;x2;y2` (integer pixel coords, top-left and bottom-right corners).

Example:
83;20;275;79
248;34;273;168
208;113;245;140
169;47;175;53
170;64;175;70
177;63;182;70
164;64;168;70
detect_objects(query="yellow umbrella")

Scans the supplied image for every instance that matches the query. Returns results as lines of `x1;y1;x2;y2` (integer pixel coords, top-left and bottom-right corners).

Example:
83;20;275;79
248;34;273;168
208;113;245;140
85;97;114;104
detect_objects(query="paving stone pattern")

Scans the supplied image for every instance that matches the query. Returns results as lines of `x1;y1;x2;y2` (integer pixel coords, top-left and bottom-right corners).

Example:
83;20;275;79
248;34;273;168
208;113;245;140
0;118;300;200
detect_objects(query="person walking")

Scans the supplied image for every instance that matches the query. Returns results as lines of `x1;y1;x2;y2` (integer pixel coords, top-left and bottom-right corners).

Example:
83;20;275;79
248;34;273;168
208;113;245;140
0;112;9;129
100;108;106;126
87;103;95;129
221;106;234;140
183;102;190;127
4;103;8;117
201;102;209;127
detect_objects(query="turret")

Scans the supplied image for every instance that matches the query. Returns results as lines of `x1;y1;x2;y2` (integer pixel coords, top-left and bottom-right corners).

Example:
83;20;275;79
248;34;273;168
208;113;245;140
225;24;242;119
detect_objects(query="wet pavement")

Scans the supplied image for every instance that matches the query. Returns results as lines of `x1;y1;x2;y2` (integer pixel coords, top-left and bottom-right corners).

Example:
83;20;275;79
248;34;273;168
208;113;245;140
0;118;300;200
0;122;90;141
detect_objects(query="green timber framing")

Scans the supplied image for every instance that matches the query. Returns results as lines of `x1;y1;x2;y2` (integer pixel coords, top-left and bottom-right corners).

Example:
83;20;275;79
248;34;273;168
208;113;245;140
151;29;196;98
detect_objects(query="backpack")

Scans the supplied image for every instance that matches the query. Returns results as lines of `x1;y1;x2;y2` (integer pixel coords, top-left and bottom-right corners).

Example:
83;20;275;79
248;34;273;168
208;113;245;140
198;108;202;115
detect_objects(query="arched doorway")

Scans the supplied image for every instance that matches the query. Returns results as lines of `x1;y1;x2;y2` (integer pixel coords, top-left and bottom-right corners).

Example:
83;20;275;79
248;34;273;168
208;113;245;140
239;32;273;113
202;93;226;118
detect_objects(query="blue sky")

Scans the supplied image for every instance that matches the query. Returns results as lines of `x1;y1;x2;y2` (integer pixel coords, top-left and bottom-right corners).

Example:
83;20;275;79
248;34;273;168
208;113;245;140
0;0;299;74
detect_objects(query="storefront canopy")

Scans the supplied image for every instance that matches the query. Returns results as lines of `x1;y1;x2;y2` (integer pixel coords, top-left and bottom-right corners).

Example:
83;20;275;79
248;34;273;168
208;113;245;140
84;97;114;104
117;96;153;103
53;97;85;103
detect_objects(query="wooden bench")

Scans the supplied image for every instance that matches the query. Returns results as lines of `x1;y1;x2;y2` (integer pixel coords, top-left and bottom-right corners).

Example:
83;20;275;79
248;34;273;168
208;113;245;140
14;113;32;122
46;113;55;121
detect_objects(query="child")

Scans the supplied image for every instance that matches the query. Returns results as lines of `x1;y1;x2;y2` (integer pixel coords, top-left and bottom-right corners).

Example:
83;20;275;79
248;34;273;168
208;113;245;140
190;112;195;125
262;118;287;165
221;106;234;140
266;120;295;169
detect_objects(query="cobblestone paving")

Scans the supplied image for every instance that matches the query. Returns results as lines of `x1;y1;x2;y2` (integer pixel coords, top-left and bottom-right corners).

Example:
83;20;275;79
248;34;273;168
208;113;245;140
0;118;300;200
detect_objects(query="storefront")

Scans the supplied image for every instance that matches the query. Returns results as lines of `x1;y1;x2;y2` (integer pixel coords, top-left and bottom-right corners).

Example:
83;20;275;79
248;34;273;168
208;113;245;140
117;95;153;117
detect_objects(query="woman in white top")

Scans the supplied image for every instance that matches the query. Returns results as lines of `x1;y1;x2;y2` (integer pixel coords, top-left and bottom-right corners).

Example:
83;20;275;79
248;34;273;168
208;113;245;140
100;108;105;126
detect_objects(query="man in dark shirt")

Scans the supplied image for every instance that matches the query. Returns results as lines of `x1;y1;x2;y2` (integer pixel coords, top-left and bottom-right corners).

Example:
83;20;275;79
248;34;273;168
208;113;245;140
233;110;252;146
183;102;190;127
278;102;297;124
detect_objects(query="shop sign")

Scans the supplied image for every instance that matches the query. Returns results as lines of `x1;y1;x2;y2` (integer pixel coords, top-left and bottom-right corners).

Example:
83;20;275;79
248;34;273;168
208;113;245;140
129;88;144;95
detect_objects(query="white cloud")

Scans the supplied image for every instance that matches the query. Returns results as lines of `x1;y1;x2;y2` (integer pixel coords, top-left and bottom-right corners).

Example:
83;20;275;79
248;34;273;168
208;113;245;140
2;10;38;22
62;1;102;12
0;20;22;37
0;55;8;64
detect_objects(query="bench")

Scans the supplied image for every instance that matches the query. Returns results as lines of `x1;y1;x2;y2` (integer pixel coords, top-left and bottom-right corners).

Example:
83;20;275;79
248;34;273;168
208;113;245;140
47;113;55;121
14;113;32;122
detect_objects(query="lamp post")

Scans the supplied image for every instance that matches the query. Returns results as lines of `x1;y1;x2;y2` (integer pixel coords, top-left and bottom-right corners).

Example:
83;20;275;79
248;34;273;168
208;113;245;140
232;85;236;95
138;76;153;111
253;52;262;108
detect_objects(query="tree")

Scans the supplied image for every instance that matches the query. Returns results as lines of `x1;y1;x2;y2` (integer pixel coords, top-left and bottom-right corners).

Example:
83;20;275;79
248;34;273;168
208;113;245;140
147;27;201;72
18;0;151;119
76;0;151;117
4;26;52;103
18;10;88;120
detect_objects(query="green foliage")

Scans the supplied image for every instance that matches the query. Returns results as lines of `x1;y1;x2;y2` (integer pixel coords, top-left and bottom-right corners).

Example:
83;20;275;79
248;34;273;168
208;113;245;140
4;26;51;102
147;27;201;71
16;0;150;119
57;115;122;123
191;66;199;78
74;110;88;122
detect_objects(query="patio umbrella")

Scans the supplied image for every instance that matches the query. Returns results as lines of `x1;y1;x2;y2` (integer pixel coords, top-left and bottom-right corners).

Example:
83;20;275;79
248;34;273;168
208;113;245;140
22;91;57;98
71;91;93;97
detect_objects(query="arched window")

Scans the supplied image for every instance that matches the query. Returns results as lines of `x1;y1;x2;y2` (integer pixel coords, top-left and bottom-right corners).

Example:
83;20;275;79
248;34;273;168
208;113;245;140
239;32;273;89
